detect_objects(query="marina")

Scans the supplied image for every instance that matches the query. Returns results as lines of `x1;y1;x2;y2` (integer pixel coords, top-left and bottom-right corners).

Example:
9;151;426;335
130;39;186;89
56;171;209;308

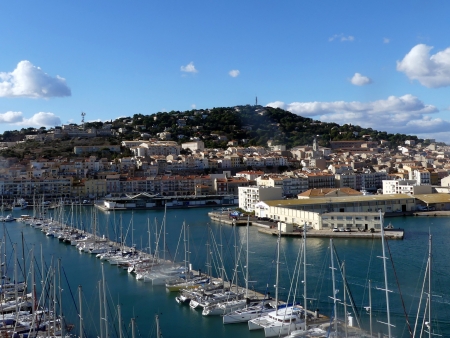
2;206;450;337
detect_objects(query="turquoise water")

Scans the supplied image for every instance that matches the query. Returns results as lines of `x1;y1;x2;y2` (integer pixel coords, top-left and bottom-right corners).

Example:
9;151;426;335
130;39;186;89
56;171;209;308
4;208;450;338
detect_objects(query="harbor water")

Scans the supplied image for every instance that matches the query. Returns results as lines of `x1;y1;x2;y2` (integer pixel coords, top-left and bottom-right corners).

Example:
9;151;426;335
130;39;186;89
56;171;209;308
3;207;450;337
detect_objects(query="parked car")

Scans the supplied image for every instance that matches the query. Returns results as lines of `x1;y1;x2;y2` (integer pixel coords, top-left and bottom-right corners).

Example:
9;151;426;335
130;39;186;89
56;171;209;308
332;227;339;232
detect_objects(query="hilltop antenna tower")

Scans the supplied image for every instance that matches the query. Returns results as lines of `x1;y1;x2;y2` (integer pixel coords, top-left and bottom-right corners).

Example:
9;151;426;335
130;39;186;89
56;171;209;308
255;96;258;106
81;112;86;130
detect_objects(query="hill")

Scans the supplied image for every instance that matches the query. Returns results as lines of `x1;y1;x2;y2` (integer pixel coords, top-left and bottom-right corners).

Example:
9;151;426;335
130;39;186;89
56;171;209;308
0;105;426;159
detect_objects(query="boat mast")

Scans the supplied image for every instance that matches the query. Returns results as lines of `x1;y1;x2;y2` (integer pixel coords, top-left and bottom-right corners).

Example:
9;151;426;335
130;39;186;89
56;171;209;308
183;222;187;278
343;261;348;337
79;285;84;338
53;261;57;335
330;239;338;334
58;258;64;338
380;211;392;338
131;317;136;338
427;234;432;338
118;304;123;338
131;211;134;252
275;223;281;315
220;221;224;292
234;222;238;293
14;243;18;315
245;216;249;299
369;279;372;338
99;280;104;338
31;247;35;316
147;218;151;256
156;314;161;338
163;204;167;262
154;218;158;260
303;222;307;329
102;263;109;338
187;224;191;275
207;223;212;278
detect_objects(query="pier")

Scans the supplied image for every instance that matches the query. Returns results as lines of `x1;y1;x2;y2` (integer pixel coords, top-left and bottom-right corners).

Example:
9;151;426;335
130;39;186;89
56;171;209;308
208;211;405;239
257;227;404;239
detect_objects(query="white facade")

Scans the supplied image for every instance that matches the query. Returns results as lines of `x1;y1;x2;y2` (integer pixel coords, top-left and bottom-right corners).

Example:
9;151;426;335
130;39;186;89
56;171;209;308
382;179;432;195
256;175;308;197
181;141;205;152
238;186;282;212
255;195;415;229
410;169;431;185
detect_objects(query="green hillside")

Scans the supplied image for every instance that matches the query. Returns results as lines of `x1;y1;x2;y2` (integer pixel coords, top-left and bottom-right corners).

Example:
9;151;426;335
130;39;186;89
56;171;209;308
0;105;425;159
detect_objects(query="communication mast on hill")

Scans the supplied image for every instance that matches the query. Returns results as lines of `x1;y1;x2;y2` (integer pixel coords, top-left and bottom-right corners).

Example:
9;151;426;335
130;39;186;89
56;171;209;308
81;112;86;129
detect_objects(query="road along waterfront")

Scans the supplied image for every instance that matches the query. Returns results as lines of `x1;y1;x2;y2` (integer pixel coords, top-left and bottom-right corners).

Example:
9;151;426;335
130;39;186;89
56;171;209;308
4;207;450;337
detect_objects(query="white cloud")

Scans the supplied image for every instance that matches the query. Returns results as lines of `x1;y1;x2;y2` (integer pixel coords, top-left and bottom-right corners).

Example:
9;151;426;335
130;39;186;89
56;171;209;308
191;104;196;109
0;111;24;123
397;44;450;88
0;111;61;127
180;62;198;74
329;34;354;42
350;73;372;86
23;112;61;126
0;61;71;98
229;69;240;78
383;37;390;44
266;95;448;135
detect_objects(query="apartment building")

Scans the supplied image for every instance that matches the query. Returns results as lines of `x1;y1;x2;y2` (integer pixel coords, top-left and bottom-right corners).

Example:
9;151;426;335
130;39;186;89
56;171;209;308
382;179;432;195
256;175;308;197
238;186;282;212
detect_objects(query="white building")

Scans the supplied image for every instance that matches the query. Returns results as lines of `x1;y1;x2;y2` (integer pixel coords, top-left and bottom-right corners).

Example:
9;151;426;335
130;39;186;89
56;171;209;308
131;141;181;157
254;194;415;230
410;169;431;186
182;141;205;152
382;179;432;195
238;186;282;212
256;175;308;197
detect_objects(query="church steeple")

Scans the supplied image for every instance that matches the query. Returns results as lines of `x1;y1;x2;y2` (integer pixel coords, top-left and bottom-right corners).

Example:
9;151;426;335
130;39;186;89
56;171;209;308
313;135;319;151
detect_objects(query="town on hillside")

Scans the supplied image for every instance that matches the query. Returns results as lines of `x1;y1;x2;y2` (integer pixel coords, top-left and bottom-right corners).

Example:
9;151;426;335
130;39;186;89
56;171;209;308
0;106;447;218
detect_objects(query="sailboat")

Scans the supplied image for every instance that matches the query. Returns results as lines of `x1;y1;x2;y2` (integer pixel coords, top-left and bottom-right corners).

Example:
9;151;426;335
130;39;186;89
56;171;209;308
413;234;437;337
165;222;209;292
247;223;308;337
203;216;262;316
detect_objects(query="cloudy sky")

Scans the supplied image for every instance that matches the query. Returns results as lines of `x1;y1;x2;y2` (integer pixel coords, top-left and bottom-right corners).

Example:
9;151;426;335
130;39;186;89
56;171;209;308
1;1;450;141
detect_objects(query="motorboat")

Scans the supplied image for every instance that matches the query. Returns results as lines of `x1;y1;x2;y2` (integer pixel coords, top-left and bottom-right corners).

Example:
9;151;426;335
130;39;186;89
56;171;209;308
1;214;15;222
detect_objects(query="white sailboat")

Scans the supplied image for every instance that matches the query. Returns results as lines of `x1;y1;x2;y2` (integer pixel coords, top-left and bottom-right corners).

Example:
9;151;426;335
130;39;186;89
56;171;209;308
413;234;437;337
166;222;209;292
248;224;307;337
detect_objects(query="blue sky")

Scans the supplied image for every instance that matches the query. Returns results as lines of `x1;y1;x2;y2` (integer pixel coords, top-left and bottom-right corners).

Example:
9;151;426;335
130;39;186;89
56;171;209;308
1;1;450;141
